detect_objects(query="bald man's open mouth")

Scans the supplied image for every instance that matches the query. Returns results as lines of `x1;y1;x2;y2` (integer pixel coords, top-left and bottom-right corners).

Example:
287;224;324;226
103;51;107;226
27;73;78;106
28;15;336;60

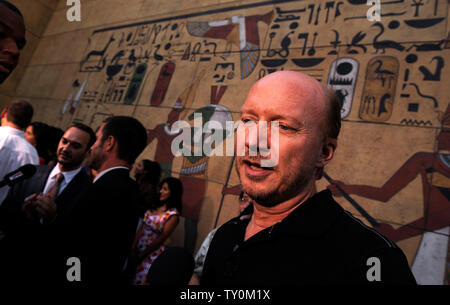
242;158;274;178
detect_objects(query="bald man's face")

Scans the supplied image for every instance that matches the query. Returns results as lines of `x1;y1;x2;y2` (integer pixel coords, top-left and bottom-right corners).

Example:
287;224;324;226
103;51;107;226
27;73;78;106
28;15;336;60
236;72;330;206
0;4;26;83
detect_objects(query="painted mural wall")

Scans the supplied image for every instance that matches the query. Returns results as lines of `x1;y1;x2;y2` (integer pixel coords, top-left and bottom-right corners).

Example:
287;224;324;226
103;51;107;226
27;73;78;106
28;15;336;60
6;0;450;284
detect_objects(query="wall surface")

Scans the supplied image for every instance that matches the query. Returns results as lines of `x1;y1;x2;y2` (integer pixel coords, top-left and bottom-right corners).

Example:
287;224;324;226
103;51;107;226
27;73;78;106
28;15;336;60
4;0;450;284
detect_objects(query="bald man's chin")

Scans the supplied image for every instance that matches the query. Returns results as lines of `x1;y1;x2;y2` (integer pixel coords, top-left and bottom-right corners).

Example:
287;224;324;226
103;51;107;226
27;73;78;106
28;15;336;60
244;187;284;208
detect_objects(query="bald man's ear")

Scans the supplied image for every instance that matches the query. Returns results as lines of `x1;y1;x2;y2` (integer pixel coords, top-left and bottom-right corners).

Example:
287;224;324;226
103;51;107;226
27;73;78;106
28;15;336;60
317;138;337;168
1;108;7;118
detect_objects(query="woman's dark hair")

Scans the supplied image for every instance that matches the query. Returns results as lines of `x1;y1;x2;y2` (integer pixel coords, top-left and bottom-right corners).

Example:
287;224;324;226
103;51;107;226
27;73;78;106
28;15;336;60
47;126;64;163
29;122;50;162
140;159;161;186
157;177;183;214
137;161;162;216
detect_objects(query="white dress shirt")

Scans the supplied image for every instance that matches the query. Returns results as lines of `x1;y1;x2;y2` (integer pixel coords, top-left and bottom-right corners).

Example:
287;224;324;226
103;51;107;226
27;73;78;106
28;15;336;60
43;164;83;197
38;165;83;225
0;126;39;205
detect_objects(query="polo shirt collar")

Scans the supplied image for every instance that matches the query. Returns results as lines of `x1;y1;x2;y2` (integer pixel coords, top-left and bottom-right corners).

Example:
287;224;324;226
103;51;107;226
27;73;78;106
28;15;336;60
275;189;342;237
232;190;343;246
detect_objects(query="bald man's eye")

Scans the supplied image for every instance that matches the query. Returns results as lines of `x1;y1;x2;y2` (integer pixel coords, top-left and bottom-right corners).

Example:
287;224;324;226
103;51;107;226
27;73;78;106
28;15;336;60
277;123;293;131
241;118;256;125
276;123;299;132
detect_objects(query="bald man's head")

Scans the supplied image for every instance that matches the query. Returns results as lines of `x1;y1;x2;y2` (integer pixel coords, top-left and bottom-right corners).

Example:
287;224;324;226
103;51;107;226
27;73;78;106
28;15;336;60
251;71;326;100
237;71;340;206
249;71;341;140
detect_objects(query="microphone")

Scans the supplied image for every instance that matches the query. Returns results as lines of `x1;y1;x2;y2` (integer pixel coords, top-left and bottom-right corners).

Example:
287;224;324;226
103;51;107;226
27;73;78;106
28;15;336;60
0;164;37;188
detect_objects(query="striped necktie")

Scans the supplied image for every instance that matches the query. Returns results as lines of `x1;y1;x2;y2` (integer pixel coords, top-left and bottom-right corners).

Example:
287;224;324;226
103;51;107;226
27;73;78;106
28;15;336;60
47;173;64;200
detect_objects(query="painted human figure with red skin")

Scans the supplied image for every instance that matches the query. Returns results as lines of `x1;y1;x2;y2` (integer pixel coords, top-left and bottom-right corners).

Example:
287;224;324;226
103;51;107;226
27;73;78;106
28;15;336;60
146;103;183;179
146;72;205;178
179;104;233;254
328;104;450;243
222;184;242;197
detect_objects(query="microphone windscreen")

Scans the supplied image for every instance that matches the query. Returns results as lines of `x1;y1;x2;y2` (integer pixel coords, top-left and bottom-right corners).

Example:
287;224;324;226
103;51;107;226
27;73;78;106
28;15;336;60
19;164;37;177
5;164;37;185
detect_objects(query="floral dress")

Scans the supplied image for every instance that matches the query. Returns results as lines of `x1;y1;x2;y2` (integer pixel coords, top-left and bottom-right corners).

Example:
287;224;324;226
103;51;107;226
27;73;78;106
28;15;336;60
132;208;179;285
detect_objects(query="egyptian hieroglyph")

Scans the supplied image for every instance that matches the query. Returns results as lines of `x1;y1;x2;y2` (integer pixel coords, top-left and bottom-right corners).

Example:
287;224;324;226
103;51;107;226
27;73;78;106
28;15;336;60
2;0;449;284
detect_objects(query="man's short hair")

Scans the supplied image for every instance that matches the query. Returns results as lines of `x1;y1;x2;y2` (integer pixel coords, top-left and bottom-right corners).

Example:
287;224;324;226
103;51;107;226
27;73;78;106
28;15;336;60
6;100;33;129
101;116;147;164
69;122;96;150
0;0;23;18
315;86;342;180
324;86;342;140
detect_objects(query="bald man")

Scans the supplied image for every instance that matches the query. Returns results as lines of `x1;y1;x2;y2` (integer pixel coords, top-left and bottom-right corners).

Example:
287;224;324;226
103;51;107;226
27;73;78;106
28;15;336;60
201;71;416;285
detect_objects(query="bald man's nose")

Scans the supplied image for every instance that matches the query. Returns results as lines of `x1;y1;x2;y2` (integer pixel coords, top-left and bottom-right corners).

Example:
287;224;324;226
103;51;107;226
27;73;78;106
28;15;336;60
245;122;271;156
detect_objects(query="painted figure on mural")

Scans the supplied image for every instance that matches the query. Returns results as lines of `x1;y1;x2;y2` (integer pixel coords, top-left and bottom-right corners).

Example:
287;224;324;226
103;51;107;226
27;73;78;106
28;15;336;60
146;72;204;178
146;101;184;179
186;10;274;79
328;104;450;241
328;103;450;284
180;104;233;254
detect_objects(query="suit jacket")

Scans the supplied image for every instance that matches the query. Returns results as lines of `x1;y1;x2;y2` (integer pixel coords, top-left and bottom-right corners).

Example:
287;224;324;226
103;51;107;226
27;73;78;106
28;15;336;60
66;168;142;285
0;165;92;231
0;165;92;284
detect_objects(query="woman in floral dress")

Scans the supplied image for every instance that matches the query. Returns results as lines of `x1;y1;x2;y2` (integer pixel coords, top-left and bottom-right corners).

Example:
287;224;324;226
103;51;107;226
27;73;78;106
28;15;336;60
131;177;182;285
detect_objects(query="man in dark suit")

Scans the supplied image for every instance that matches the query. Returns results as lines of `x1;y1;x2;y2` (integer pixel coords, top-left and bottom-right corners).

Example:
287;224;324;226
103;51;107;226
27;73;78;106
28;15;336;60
0;122;96;283
66;116;147;285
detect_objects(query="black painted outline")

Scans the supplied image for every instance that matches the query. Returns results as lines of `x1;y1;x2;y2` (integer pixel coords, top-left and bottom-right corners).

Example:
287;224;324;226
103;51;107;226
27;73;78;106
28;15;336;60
93;0;302;34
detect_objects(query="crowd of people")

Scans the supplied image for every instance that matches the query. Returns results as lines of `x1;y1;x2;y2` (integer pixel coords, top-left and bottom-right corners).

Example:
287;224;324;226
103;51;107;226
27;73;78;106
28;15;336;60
0;0;417;286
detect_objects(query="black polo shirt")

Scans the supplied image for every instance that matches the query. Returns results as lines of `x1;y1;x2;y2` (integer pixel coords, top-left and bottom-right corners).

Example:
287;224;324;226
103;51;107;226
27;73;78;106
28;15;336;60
201;190;416;285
